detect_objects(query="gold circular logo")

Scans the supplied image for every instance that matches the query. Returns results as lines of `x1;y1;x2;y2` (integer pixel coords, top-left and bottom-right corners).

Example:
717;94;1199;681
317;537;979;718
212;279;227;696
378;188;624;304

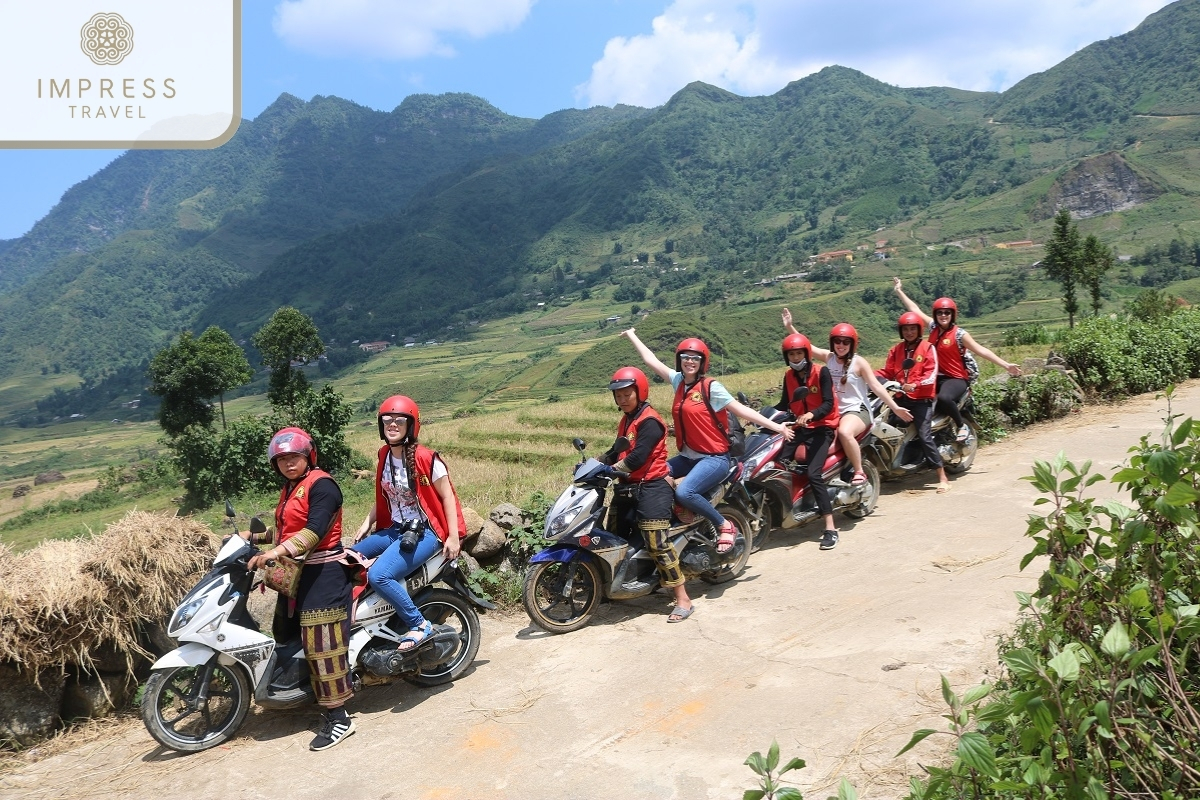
81;13;134;66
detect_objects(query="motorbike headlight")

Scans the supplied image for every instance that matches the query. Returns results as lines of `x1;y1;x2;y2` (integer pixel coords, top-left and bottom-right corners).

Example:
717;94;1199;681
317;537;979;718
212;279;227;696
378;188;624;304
547;504;585;538
742;450;766;475
169;597;205;635
196;613;225;634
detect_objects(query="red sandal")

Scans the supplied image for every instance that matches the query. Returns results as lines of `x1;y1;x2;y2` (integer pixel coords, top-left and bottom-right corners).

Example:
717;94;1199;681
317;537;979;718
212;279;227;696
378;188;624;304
716;520;737;553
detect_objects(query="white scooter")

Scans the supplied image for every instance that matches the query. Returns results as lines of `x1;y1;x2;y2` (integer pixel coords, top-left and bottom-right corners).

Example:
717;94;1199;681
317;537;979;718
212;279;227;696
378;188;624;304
141;511;492;752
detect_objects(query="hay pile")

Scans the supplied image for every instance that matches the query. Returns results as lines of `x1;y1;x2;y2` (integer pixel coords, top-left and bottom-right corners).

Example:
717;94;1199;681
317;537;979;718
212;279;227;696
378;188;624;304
0;511;219;679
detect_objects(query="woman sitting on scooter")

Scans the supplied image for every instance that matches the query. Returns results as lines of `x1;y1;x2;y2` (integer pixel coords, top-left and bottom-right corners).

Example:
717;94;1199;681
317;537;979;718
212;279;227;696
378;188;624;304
782;311;914;486
246;427;355;751
599;367;695;623
892;277;1021;442
876;314;951;493
773;334;841;551
351;396;465;654
622;328;792;555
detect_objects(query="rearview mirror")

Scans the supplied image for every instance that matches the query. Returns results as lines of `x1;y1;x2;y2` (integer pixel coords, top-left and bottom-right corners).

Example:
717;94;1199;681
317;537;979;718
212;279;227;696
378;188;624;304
901;358;915;370
572;438;587;452
791;386;810;402
613;436;630;452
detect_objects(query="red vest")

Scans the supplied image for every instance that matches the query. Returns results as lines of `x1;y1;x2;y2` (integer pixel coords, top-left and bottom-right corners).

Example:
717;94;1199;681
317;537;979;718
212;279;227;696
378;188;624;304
878;340;938;400
275;468;343;552
671;378;730;455
373;444;467;542
783;367;840;428
929;325;969;381
617;403;670;482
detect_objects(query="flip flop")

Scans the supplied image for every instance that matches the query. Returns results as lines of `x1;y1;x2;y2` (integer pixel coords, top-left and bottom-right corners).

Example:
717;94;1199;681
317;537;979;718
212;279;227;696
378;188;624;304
397;619;433;651
936;481;950;494
667;605;694;623
851;470;868;485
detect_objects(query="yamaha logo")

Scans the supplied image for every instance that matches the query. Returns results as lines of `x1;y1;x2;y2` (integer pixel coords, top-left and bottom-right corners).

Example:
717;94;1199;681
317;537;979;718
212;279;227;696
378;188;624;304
80;13;134;65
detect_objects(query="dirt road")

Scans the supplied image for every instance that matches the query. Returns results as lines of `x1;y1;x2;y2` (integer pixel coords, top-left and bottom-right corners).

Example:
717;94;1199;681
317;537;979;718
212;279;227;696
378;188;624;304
3;383;1197;800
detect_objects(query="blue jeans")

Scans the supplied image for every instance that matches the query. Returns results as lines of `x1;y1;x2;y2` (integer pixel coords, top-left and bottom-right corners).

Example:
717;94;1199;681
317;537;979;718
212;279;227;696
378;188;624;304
668;454;730;528
349;524;441;630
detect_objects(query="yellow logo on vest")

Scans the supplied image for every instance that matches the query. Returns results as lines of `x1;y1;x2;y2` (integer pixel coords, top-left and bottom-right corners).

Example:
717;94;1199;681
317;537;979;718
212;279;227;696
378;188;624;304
295;486;305;498
418;475;431;486
690;390;703;403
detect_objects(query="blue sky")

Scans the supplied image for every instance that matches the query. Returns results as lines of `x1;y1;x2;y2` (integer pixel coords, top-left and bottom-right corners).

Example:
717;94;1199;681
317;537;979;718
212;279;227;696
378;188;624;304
0;0;1174;240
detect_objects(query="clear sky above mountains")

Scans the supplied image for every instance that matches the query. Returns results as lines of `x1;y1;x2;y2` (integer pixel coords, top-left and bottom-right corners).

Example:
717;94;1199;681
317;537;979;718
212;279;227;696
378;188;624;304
0;0;1174;240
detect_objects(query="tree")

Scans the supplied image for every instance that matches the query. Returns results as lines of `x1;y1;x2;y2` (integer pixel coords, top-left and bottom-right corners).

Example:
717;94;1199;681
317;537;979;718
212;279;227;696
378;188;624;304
252;307;324;412
1080;235;1114;316
147;326;252;436
1042;209;1083;327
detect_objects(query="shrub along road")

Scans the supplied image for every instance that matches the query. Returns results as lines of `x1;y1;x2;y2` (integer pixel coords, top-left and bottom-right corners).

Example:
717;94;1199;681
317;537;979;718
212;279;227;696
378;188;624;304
3;381;1198;800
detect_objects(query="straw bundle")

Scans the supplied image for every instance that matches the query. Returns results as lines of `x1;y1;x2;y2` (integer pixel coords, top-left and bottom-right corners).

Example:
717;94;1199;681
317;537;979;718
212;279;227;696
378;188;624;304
0;511;219;681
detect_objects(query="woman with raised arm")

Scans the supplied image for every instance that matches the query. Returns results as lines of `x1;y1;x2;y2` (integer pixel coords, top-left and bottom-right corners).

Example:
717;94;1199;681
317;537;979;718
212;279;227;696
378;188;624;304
622;328;793;554
891;277;1021;442
782;309;913;485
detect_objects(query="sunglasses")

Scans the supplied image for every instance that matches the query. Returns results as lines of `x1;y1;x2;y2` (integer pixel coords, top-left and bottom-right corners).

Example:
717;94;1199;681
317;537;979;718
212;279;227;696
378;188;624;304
935;310;954;316
679;354;703;363
380;415;408;426
831;337;853;346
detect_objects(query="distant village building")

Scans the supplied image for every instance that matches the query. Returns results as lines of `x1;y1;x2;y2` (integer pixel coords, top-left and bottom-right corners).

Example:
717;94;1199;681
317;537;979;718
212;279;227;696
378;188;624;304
994;240;1036;249
816;249;854;263
358;341;390;354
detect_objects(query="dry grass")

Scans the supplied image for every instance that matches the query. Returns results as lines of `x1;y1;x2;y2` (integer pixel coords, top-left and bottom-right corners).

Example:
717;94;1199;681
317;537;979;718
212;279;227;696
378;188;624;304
0;510;218;680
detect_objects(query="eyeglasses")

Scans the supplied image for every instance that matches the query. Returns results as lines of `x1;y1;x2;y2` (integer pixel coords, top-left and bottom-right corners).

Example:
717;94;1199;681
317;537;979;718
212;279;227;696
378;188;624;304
380;415;408;426
679;354;703;363
934;309;954;316
831;337;853;346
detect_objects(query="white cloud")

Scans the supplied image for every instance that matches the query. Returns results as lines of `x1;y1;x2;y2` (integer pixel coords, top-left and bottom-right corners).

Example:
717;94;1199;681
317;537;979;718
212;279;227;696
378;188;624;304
576;0;1174;108
273;0;535;59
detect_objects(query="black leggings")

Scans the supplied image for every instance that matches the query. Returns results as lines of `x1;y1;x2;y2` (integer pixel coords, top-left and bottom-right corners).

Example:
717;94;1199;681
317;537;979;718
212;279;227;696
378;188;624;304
935;376;968;428
781;426;835;516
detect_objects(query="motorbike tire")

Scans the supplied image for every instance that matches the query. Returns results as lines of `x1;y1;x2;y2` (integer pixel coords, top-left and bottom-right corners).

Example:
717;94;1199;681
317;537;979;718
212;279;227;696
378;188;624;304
141;662;252;753
942;419;980;474
404;588;482;687
700;506;754;585
842;460;881;519
522;558;603;634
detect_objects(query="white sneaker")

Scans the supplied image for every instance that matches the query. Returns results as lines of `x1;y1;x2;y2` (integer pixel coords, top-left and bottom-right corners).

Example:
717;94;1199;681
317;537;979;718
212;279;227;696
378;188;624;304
956;424;970;442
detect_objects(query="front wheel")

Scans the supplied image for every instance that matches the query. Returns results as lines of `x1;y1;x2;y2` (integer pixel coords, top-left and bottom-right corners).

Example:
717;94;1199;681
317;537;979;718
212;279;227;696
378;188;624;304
404;588;482;687
700;506;754;584
523;558;603;634
842;460;881;519
141;661;252;752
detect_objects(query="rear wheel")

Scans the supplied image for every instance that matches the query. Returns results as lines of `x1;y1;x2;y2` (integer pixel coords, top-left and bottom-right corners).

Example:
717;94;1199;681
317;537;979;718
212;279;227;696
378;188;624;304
404;588;481;687
942;419;979;474
141;661;251;752
700;506;754;584
522;558;603;634
843;461;881;519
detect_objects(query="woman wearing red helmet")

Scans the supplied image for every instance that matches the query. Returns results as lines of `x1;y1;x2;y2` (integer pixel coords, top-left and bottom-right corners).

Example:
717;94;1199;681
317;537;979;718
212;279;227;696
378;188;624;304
245;427;355;750
875;313;950;492
349;396;466;655
599;367;694;622
622;328;793;554
782;310;914;488
892;277;1021;442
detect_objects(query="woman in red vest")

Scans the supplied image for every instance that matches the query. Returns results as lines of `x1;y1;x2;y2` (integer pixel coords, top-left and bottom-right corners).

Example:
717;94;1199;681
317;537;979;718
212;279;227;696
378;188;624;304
773;334;841;550
875;313;951;492
622;328;792;554
350;396;465;653
247;427;355;751
600;367;694;622
892;277;1021;442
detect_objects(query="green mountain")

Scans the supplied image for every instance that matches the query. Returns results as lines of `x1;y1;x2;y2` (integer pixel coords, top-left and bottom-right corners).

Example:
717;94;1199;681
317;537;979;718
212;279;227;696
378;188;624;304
1;0;1199;391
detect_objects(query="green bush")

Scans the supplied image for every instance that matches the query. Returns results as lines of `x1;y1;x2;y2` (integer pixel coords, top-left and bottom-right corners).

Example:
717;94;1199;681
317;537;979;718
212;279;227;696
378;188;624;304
899;407;1200;799
1058;310;1200;397
1001;324;1051;347
970;371;1081;440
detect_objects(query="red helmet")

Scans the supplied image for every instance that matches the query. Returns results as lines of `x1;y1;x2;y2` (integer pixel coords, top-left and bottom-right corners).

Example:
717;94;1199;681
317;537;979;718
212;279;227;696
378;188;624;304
829;323;858;352
609;367;650;404
268;427;317;471
932;297;958;325
675;338;710;373
897;312;924;336
781;333;811;365
378;395;420;443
